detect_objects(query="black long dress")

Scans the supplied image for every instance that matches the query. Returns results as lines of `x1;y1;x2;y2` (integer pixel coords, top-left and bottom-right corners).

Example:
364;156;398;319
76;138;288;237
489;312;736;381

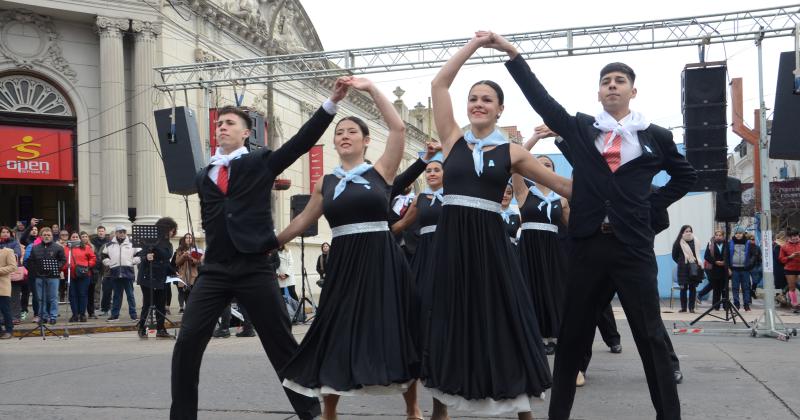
517;190;567;339
423;139;552;415
409;193;442;356
281;168;418;397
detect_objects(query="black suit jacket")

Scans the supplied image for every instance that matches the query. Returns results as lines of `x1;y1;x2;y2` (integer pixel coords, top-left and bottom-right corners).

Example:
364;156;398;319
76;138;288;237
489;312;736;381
506;55;696;247
197;107;334;263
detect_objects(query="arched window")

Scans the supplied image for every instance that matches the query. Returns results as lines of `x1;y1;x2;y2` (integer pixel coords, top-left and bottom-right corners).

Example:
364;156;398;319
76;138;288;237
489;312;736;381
0;74;73;116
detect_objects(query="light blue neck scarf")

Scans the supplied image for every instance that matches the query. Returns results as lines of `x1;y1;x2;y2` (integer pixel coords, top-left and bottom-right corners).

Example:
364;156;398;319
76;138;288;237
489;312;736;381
332;163;373;199
422;187;444;206
529;185;561;223
463;129;508;176
500;206;518;224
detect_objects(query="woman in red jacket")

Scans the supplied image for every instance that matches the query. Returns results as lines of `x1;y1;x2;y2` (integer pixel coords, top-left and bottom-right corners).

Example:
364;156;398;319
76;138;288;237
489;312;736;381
779;228;800;311
66;231;96;322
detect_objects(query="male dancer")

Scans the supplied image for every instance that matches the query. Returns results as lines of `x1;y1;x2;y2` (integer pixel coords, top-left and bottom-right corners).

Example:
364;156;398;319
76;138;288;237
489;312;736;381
490;33;696;420
170;79;348;420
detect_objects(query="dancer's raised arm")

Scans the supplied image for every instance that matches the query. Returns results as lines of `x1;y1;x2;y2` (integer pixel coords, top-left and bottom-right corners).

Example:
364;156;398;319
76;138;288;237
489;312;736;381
346;77;406;184
431;32;493;155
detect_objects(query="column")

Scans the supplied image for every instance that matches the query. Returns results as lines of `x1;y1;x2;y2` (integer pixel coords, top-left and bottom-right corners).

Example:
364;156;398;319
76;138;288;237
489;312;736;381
131;20;163;225
96;16;130;228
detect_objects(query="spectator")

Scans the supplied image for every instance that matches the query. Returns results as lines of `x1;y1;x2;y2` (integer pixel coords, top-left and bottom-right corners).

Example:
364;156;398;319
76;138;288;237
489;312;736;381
728;226;757;311
703;230;729;311
14;221;26;238
315;242;330;288
91;226;112;317
101;225;140;322
67;231;96;322
0;245;18;339
172;233;202;313
51;224;61;237
774;231;787;292
19;224;39;320
136;217;177;338
276;244;298;301
747;233;763;300
24;227;66;325
672;225;703;313
57;229;70;302
0;226;22;259
779;227;800;311
18;218;41;247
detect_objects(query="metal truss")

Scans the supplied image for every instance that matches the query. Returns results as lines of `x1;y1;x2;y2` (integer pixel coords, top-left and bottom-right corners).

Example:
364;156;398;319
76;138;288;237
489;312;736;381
154;4;800;91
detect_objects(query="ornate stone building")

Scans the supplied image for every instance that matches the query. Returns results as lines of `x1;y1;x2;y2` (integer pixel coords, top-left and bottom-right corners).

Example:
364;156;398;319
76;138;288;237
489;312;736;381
0;1;430;278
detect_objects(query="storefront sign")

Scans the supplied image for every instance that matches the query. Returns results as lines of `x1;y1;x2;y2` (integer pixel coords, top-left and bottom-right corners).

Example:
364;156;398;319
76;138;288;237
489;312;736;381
0;126;73;182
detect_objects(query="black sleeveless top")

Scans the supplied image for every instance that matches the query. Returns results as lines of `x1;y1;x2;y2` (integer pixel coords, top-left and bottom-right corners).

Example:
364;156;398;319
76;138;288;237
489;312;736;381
520;190;563;226
443;138;512;203
416;194;443;228
321;168;391;228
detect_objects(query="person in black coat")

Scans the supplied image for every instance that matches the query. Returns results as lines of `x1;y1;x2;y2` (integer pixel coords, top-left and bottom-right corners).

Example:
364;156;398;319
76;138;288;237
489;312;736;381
703;230;729;310
136;217;177;338
170;80;348;420
491;32;695;420
671;225;702;313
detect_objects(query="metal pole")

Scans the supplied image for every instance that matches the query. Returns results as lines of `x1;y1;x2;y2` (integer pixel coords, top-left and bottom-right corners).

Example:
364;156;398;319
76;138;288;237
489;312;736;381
752;32;794;341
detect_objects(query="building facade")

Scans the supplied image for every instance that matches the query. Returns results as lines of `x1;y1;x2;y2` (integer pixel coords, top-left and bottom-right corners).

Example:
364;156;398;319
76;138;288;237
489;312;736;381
0;0;430;288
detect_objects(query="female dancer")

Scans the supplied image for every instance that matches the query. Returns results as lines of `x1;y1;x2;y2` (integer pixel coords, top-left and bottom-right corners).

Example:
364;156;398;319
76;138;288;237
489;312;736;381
424;32;571;420
277;76;421;420
500;183;521;245
512;140;569;354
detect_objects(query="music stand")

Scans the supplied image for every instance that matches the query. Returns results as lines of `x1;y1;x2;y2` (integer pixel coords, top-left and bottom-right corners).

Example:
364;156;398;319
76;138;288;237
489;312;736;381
18;258;68;340
131;224;177;339
292;236;317;324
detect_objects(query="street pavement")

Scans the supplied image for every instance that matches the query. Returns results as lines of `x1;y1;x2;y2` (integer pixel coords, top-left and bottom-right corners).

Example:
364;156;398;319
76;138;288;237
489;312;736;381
1;301;799;419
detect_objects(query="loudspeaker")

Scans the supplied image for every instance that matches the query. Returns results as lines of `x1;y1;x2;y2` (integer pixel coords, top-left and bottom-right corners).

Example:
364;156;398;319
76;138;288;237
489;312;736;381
154;107;206;195
245;111;266;151
769;51;800;160
290;194;318;237
682;64;728;192
715;177;742;223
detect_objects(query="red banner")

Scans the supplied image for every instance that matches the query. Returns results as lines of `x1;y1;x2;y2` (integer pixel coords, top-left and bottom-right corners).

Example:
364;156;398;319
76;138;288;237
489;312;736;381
0;126;73;182
309;144;324;192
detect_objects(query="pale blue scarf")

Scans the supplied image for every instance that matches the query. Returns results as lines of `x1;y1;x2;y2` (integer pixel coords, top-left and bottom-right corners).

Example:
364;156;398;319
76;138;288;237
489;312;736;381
332;163;372;199
463;129;508;176
422;187;444;206
529;185;561;223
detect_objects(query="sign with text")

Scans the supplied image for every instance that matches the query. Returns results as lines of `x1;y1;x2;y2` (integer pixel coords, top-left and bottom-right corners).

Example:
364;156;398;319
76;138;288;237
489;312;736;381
309;144;324;192
0;126;73;182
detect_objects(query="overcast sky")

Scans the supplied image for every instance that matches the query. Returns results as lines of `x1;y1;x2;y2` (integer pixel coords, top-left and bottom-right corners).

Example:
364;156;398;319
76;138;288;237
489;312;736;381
302;0;797;153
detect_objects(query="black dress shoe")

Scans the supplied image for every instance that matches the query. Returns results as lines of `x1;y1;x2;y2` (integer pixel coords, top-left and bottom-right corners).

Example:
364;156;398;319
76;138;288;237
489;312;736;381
156;329;174;339
212;328;230;338
673;370;683;384
610;344;622;354
236;328;255;337
138;329;148;339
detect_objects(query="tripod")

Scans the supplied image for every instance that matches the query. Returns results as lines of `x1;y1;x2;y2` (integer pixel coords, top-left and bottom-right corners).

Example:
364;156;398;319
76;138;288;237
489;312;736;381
19;258;68;340
690;278;750;327
292;236;317;324
131;225;177;339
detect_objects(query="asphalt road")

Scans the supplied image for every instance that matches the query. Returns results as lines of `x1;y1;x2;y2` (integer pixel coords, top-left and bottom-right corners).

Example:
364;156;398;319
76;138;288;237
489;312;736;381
1;310;799;419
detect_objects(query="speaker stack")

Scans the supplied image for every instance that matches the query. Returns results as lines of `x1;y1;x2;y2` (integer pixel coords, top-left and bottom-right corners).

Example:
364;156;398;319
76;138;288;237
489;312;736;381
290;194;318;237
682;63;728;192
769;51;800;161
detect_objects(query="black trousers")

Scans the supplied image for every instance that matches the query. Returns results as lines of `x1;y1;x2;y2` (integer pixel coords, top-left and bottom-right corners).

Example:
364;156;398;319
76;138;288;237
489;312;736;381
139;286;166;330
549;233;680;420
170;254;320;420
709;274;727;310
